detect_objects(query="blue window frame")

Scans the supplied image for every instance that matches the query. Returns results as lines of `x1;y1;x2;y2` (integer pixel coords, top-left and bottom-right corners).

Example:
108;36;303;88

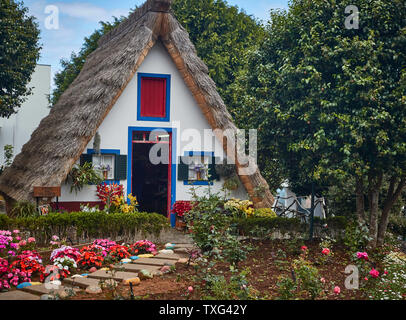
137;73;171;122
183;151;214;186
87;149;120;184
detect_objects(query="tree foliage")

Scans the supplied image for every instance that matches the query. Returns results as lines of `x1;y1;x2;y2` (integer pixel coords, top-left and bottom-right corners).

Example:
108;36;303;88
0;0;41;118
233;0;406;246
51;0;264;107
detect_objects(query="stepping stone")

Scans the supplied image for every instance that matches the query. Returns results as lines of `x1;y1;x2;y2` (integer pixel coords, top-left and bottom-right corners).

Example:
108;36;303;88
0;290;40;300
173;248;190;254
154;253;182;261
134;258;176;266
116;263;161;275
88;270;139;281
63;277;101;289
21;284;71;296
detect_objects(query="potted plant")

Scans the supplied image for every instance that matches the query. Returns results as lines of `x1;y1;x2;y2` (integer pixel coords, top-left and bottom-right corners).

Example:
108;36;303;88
172;201;193;230
192;164;205;181
98;164;111;180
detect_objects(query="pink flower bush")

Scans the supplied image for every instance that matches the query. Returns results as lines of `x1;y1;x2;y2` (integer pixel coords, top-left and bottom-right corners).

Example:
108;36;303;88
1;257;31;289
369;268;380;278
93;239;117;251
357;252;369;260
322;248;331;255
27;237;36;243
0;258;11;290
129;240;157;255
50;246;81;262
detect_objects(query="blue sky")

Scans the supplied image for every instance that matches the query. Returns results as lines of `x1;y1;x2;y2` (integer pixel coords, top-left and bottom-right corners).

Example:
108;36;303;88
24;0;289;86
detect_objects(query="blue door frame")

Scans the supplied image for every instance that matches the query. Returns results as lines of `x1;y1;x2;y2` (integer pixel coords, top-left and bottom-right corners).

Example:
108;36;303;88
127;127;177;227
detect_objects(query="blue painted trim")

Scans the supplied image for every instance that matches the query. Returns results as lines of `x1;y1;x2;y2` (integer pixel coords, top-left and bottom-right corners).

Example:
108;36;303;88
182;151;214;186
183;151;214;157
184;181;214;186
86;149;121;184
137;73;171;122
127;126;177;228
87;149;120;155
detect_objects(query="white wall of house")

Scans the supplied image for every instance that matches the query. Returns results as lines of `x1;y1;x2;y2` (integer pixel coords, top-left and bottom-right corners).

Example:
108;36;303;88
60;42;248;203
0;64;51;162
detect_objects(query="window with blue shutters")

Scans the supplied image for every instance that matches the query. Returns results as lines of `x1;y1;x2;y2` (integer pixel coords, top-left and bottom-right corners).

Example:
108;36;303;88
178;152;220;186
81;149;127;183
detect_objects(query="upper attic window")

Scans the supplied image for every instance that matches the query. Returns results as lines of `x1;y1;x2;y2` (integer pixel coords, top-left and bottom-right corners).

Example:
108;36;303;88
137;73;171;122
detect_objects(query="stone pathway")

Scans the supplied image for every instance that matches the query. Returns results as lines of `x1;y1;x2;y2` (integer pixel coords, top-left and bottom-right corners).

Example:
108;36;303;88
0;242;195;300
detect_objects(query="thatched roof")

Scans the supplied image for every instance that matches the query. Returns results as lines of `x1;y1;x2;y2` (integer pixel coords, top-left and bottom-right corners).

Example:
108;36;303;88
0;0;275;209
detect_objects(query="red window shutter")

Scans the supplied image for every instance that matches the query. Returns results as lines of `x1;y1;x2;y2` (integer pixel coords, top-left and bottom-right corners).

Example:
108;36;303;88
140;77;166;118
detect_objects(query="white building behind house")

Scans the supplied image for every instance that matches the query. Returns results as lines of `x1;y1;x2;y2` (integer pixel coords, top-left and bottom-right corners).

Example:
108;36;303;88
0;64;51;161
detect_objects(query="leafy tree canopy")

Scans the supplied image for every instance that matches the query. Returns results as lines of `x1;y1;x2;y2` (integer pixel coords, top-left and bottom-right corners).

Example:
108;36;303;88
51;0;265;107
0;0;41;118
232;0;406;246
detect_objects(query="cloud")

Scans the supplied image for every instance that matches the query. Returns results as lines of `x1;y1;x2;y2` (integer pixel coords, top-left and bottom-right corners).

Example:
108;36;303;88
55;2;130;23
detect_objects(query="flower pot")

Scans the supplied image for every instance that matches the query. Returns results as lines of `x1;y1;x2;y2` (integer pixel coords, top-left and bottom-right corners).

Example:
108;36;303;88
176;217;187;231
103;171;108;179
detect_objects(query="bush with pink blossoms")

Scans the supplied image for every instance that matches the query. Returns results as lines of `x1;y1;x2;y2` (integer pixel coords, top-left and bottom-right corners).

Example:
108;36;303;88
357;252;369;260
1;257;33;289
369;268;380;279
129;240;157;255
93;239;117;251
0;230;40;257
0;258;11;290
0;230;19;257
50;246;81;262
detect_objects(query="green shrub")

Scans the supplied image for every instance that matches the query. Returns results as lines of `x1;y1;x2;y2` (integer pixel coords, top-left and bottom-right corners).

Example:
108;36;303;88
0;211;169;244
388;215;406;239
0;213;11;229
253;208;277;218
185;192;230;253
233;217;303;236
10;201;38;218
66;162;104;193
343;220;372;252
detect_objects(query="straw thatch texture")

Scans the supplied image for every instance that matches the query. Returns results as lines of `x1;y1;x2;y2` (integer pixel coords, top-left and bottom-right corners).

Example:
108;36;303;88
0;0;274;209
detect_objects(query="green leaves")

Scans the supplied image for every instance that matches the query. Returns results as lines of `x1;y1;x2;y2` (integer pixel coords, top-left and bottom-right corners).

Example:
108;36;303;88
232;0;406;195
0;0;41;117
66;162;104;193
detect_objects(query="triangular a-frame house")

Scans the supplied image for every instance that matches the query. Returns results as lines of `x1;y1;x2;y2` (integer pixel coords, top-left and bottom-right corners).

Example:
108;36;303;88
0;0;274;223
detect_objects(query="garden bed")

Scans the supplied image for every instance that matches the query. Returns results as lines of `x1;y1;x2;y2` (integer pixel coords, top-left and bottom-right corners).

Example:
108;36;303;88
65;239;405;300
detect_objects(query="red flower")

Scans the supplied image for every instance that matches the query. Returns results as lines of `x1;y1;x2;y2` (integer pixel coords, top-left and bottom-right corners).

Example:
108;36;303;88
172;201;193;217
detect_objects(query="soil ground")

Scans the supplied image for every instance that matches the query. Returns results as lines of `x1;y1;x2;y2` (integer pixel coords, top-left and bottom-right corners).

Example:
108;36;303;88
68;239;367;300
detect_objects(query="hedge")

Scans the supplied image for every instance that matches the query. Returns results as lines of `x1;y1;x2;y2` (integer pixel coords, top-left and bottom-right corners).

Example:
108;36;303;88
232;216;348;238
313;216;348;230
232;217;304;236
0;211;170;245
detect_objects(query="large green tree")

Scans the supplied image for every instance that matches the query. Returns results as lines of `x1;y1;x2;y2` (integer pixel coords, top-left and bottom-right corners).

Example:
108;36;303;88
51;0;264;107
0;0;41;118
233;0;406;247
